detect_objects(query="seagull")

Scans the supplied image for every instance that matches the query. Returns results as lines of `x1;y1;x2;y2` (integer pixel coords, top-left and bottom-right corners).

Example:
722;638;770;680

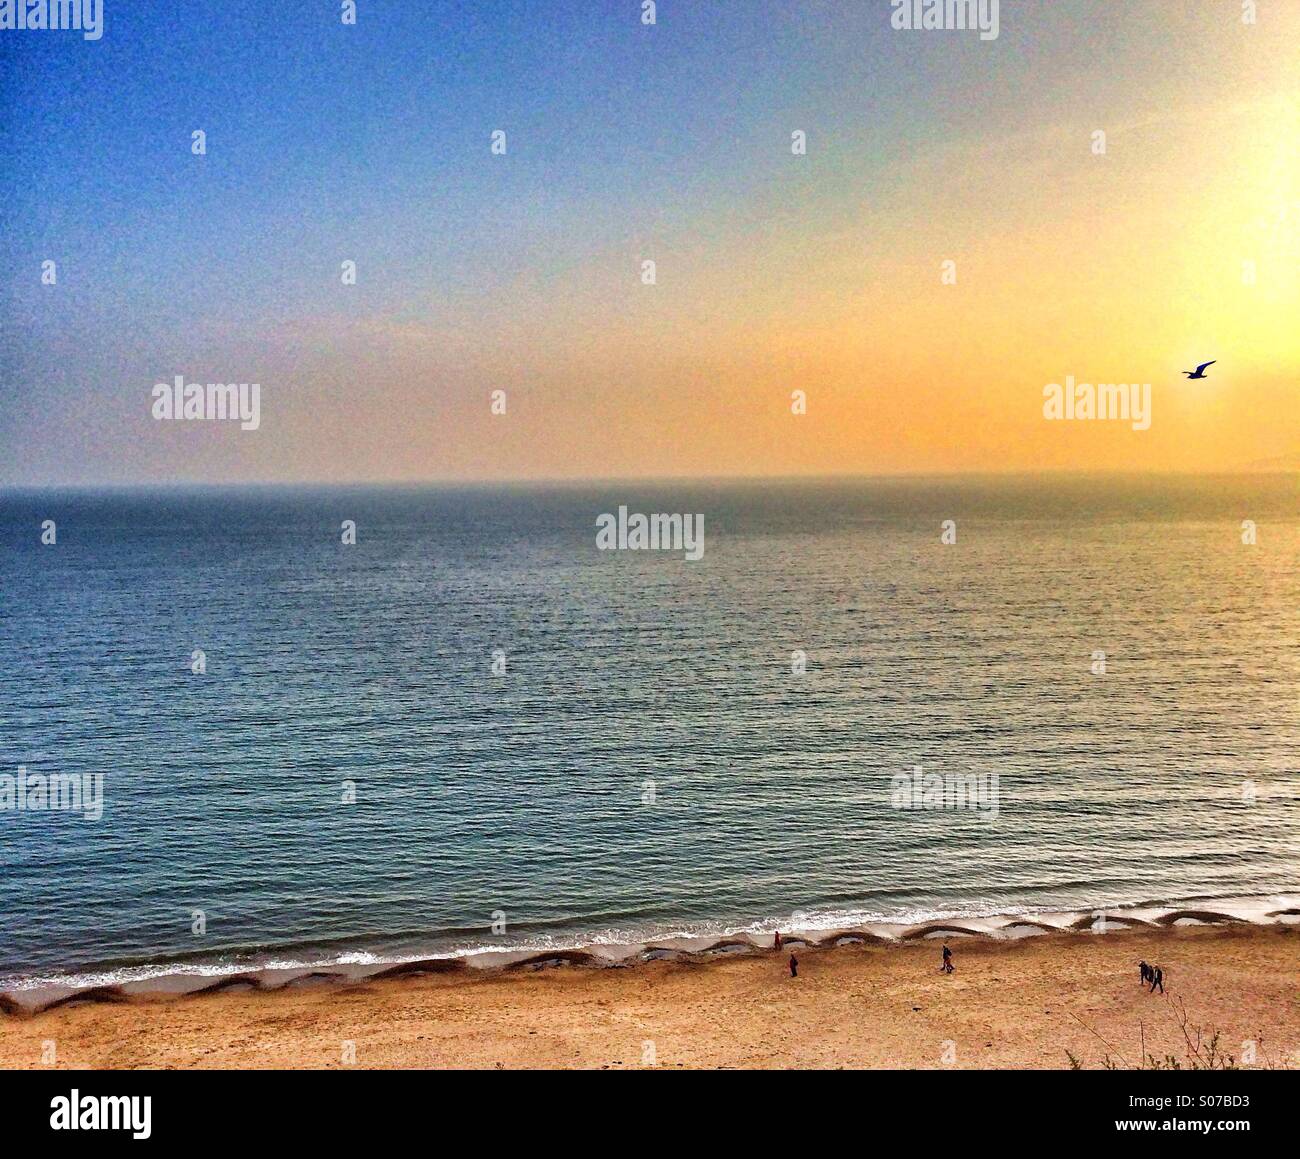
1182;361;1216;379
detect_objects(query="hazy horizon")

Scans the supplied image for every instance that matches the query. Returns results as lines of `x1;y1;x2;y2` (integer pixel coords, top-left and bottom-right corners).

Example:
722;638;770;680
3;464;1299;496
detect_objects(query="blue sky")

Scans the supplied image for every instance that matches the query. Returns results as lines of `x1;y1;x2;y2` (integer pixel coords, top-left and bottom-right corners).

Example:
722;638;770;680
3;2;1296;483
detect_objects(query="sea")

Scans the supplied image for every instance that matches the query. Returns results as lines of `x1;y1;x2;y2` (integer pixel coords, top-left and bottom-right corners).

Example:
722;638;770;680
1;474;1297;992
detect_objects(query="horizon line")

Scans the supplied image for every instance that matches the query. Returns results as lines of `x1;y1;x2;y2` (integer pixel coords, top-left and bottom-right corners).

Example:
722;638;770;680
2;466;1296;494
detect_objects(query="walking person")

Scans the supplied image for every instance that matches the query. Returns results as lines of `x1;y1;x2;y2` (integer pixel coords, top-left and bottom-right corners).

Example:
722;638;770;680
941;943;953;974
1149;965;1164;994
1139;960;1151;985
789;952;798;978
774;931;782;951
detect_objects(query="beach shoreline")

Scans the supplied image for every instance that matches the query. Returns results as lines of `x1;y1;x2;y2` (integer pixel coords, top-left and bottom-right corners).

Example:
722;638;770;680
2;917;1295;1071
4;893;1296;1012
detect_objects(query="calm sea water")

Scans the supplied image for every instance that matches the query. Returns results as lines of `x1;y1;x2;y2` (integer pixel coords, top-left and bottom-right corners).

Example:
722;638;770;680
1;476;1297;988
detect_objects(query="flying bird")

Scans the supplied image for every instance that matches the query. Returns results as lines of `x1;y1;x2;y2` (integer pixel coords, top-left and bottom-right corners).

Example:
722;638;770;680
1182;361;1216;379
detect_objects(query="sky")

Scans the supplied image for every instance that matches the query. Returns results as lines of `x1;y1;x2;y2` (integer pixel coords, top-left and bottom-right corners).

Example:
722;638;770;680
1;0;1298;485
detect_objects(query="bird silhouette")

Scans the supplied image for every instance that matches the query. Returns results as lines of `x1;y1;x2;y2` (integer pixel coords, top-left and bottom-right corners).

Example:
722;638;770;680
1182;361;1216;379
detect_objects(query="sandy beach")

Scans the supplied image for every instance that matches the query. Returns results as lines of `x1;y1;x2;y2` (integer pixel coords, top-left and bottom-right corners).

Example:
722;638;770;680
2;923;1294;1070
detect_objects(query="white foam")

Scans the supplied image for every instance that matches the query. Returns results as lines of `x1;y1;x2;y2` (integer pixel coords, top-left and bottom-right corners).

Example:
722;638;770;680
5;892;1295;999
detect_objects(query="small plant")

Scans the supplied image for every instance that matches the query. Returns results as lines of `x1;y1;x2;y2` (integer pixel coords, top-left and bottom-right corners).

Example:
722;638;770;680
1066;997;1282;1070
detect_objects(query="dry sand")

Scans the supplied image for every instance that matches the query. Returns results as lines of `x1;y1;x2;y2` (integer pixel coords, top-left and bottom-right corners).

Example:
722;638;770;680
1;924;1295;1070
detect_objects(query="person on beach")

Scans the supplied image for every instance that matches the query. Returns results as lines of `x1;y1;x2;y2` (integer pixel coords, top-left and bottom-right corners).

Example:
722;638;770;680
1139;960;1152;985
774;931;782;951
1149;965;1164;994
789;952;798;978
941;943;953;974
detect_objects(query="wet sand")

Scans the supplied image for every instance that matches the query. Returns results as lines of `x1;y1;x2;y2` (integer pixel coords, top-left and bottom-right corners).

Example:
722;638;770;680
1;923;1295;1069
